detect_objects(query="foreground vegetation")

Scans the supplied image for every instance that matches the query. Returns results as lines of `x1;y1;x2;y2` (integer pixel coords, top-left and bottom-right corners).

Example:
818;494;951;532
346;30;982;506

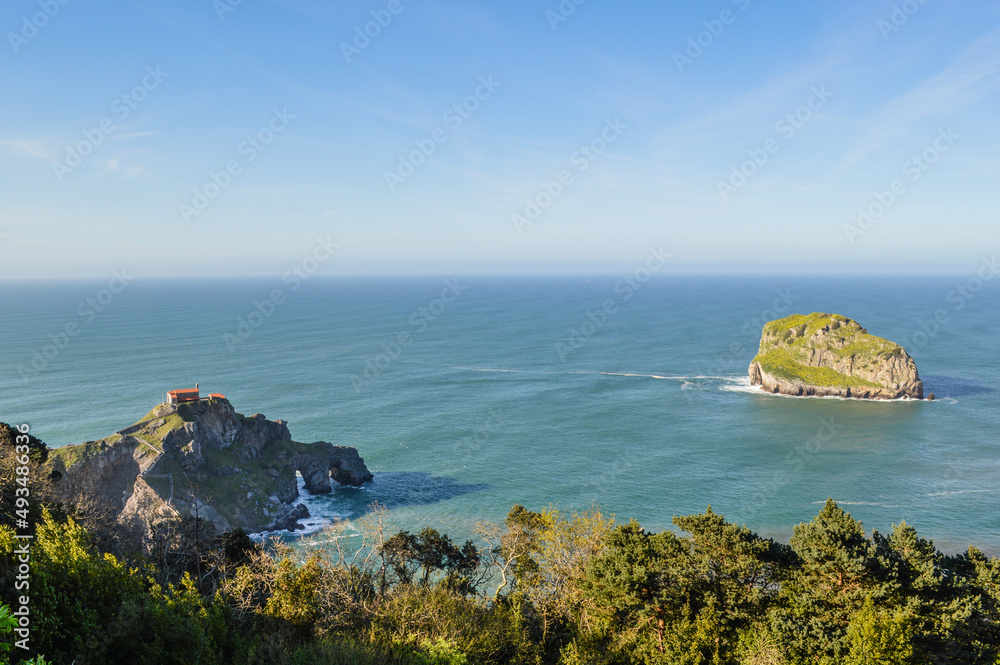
2;424;999;664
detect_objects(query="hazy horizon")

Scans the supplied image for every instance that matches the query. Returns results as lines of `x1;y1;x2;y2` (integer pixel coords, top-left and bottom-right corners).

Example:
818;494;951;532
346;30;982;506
0;269;993;281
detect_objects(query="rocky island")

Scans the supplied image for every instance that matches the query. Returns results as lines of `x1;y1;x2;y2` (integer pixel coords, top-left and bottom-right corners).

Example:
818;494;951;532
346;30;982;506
48;396;373;533
748;313;924;400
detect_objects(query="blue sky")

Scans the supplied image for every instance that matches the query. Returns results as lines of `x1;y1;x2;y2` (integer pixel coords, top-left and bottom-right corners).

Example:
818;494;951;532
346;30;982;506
1;0;998;277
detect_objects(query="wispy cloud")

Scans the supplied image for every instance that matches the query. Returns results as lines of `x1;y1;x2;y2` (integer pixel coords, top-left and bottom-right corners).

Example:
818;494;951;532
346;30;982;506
1;140;57;162
2;127;156;167
104;158;145;177
840;25;1000;169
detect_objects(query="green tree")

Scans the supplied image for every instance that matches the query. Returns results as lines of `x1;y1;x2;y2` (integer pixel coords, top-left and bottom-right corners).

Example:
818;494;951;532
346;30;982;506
843;597;915;665
503;505;613;650
769;500;890;664
106;574;230;665
673;507;793;629
927;547;1000;664
877;523;1000;663
584;520;692;658
476;505;546;601
380;528;478;589
1;510;233;665
0;510;146;664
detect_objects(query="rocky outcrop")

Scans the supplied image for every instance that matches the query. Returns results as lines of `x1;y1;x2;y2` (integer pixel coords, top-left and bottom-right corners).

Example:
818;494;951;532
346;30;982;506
48;398;373;533
269;504;311;532
748;313;923;400
293;442;373;494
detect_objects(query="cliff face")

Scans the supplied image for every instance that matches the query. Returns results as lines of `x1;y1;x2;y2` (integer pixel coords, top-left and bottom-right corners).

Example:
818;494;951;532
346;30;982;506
48;398;373;533
748;313;923;400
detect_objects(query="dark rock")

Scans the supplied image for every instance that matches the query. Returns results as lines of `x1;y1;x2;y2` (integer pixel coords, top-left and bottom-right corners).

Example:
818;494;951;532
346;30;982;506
293;442;374;494
269;503;311;532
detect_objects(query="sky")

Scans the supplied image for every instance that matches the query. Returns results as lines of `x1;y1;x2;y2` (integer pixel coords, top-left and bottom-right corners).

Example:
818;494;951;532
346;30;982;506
1;0;999;278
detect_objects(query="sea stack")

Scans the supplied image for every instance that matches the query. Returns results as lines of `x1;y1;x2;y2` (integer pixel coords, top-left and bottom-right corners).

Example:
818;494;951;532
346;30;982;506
748;313;923;400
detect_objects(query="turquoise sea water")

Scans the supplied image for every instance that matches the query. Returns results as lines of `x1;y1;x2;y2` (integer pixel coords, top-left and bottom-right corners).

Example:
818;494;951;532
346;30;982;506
2;275;998;552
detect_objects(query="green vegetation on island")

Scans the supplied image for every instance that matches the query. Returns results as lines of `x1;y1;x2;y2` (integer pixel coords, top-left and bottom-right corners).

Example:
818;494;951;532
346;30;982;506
749;313;925;399
4;424;1000;665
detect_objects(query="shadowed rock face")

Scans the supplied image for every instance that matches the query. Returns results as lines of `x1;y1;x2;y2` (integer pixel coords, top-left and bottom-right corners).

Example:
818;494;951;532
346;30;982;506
293;443;373;494
748;313;923;400
48;398;373;533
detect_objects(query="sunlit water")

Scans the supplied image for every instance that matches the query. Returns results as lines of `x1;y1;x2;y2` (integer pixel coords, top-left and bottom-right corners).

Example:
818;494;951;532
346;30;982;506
2;275;997;553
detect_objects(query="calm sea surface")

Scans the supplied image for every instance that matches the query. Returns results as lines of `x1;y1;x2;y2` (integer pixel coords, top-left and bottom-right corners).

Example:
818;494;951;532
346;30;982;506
2;275;998;552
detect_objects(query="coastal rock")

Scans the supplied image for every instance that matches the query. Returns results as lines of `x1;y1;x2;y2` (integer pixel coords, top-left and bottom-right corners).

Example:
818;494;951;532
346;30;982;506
292;442;373;493
48;398;373;533
748;313;923;400
268;503;311;532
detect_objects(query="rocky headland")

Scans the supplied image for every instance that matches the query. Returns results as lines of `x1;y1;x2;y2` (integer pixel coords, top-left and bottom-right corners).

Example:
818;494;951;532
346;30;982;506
748;313;924;400
47;397;373;533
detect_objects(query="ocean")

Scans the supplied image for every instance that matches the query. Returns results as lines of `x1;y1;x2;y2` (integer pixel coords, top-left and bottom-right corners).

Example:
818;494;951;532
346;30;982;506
2;274;998;553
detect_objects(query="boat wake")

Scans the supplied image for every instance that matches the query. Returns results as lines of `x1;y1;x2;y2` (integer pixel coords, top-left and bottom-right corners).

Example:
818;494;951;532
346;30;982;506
429;362;743;386
399;363;961;404
813;500;904;508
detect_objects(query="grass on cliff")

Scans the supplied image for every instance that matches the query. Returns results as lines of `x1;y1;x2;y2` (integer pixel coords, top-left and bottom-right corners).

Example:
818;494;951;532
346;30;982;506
49;438;111;469
51;407;183;471
759;313;903;359
753;313;906;389
151;413;185;440
753;349;882;389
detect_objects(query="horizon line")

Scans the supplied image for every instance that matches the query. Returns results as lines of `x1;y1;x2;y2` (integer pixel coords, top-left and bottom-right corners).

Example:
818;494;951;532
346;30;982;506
0;270;981;281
